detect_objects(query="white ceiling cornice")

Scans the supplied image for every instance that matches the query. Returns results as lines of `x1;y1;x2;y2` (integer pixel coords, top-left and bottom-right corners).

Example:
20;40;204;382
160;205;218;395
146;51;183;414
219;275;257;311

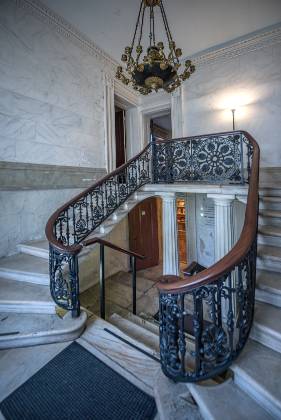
16;0;118;69
189;23;281;67
16;0;141;100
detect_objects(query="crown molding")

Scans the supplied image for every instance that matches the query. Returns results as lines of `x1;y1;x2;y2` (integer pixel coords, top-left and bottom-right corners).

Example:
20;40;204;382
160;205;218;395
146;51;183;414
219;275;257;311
16;0;118;70
189;24;281;67
114;79;140;107
16;0;140;101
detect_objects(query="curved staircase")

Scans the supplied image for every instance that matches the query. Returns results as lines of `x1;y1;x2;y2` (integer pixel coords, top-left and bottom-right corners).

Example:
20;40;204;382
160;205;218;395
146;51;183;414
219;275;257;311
1;131;281;418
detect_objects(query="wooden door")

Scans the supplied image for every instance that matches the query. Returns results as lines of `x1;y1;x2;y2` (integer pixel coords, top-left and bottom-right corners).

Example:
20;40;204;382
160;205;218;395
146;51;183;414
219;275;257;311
129;197;159;270
115;109;126;168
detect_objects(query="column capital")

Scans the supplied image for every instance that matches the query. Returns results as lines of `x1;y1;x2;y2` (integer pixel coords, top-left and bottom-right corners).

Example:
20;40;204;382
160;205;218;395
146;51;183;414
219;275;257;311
171;86;182;98
159;192;177;202
103;71;114;88
207;194;235;206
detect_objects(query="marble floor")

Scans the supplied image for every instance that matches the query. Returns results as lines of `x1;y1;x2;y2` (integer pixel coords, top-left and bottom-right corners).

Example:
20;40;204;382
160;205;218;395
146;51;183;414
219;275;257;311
80;264;163;320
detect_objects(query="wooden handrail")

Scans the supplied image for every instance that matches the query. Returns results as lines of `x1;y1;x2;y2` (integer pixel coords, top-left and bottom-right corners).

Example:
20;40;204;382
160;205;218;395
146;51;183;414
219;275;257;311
45;141;152;254
46;128;259;301
157;130;260;294
82;237;145;260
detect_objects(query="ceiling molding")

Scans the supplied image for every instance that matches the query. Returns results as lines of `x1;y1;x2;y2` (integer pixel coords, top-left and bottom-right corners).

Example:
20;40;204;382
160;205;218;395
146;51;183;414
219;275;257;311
114;79;140;107
189;24;281;67
16;0;118;70
16;0;140;101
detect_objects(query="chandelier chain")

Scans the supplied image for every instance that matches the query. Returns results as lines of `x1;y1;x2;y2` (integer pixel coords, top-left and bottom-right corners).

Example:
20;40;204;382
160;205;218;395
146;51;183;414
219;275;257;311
116;0;195;94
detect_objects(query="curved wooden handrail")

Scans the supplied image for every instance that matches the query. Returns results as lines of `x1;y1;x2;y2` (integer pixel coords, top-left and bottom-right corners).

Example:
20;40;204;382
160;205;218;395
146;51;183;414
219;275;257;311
45;142;152;254
46;128;259;291
82;237;145;260
157;130;260;293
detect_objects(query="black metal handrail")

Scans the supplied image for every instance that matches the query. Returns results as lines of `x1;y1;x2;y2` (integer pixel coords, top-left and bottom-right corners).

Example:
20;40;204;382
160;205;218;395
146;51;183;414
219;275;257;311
82;238;145;319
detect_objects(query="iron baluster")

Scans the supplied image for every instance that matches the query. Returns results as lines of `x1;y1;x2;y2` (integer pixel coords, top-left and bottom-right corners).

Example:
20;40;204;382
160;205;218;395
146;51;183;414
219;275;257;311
100;243;105;319
131;256;137;315
193;290;203;376
179;294;186;375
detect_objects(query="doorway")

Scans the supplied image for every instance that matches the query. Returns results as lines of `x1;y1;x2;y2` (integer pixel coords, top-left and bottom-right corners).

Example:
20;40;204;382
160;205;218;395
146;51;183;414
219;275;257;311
128;197;160;270
150;112;172;141
115;106;126;168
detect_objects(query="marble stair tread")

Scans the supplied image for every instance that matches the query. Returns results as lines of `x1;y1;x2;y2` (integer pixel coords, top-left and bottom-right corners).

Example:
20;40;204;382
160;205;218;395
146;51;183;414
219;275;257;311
259;209;281;218
126;312;160;336
256;270;281;295
109;313;160;354
0;277;55;314
17;239;49;259
0;253;49;285
232;340;281;418
257;245;281;262
251;301;281;353
187;378;273;420
259;187;281;196
0;310;87;349
260;196;281;203
79;315;161;390
258;225;281;238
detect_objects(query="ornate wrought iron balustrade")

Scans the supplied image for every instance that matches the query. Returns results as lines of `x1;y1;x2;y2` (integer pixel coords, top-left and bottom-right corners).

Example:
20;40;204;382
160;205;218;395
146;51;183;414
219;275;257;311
159;240;257;382
46;131;257;336
153;132;253;184
156;130;259;382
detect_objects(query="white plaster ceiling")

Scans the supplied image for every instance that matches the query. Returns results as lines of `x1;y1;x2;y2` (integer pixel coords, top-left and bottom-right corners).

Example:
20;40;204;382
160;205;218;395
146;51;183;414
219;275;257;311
43;0;281;62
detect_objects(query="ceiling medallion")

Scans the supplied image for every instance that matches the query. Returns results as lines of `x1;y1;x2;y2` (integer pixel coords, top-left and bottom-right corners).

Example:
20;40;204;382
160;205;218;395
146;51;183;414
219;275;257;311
116;0;195;95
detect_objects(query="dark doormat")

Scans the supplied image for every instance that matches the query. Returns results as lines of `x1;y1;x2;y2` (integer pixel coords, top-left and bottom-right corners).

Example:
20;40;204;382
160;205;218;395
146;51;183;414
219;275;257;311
0;342;157;420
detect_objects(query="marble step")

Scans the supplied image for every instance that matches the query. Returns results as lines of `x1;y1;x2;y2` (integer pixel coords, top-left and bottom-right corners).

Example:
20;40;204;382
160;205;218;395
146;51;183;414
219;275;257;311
259;210;281;227
255;270;281;308
17;239;49;259
251;301;281;354
0;278;55;314
126;312;160;336
187;377;273;420
0;253;49;286
0;310;87;349
233;340;281;418
259;187;281;197
109;313;160;356
259;196;281;211
257;245;281;272
258;225;281;242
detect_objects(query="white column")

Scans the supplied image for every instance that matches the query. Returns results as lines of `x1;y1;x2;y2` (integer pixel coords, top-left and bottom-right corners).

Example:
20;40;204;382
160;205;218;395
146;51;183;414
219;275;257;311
103;73;115;172
208;194;235;262
161;193;179;275
208;194;236;320
171;87;183;138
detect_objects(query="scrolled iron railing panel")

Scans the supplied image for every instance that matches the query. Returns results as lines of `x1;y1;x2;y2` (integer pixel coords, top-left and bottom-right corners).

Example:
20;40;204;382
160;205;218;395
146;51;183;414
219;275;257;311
159;239;257;382
153;133;250;184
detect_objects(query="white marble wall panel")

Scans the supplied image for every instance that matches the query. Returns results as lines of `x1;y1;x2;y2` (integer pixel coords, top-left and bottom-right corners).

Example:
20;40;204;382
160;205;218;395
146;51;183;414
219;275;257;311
0;188;84;257
0;0;107;168
182;42;281;167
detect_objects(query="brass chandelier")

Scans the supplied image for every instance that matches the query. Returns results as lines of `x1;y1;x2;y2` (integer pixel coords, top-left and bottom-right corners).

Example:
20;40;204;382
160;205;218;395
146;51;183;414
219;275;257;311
116;0;195;95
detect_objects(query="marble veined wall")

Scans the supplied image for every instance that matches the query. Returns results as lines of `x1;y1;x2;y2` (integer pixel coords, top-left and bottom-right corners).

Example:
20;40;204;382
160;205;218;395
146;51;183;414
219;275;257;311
0;0;106;168
182;37;281;167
